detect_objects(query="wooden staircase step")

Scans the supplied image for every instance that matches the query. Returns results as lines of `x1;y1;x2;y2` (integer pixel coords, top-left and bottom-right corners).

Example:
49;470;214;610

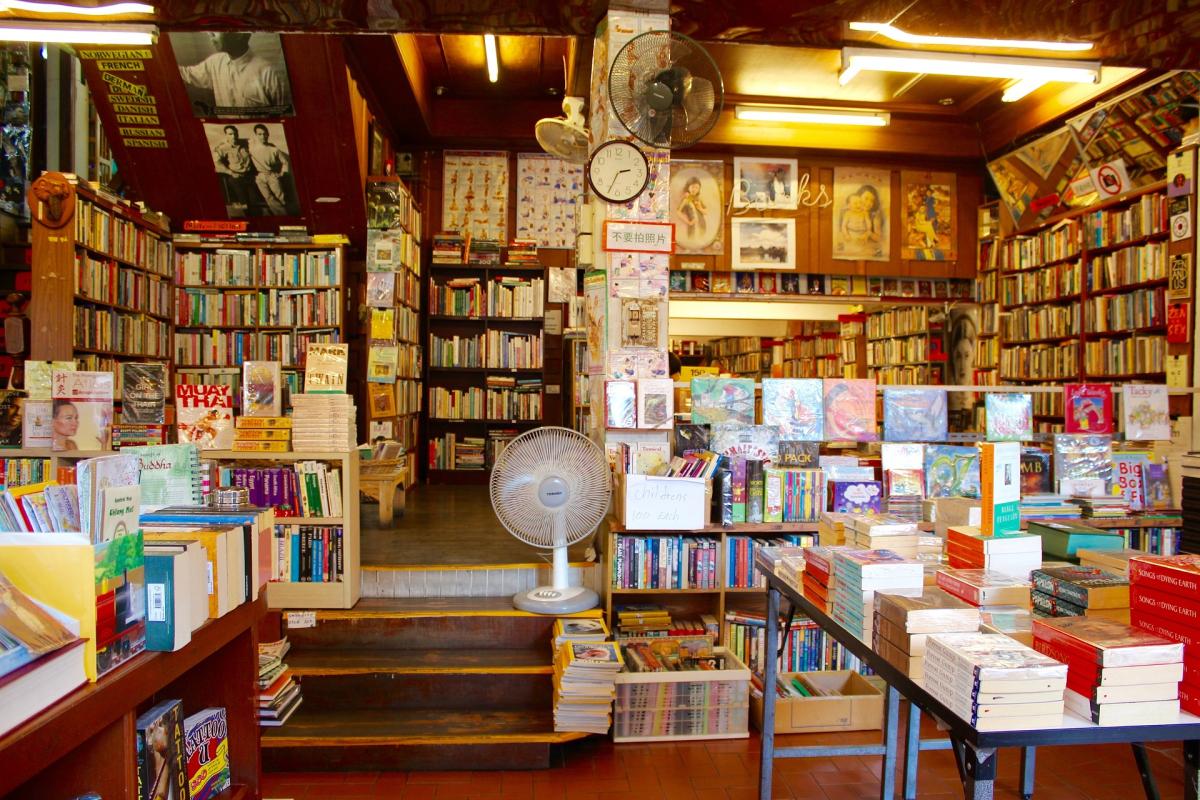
288;647;551;675
317;596;605;617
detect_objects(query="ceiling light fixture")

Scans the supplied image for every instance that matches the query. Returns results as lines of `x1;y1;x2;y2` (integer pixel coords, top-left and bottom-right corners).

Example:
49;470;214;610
1001;77;1047;102
483;33;498;83
735;104;890;127
0;20;155;44
840;47;1099;88
848;21;1093;52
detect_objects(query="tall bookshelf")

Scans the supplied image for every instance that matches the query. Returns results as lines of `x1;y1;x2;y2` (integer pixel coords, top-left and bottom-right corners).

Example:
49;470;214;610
708;336;771;378
837;313;867;378
865;306;945;385
974;202;1001;429
780;321;841;378
425;238;546;483
565;333;590;433
171;240;345;405
995;182;1172;424
29;173;173;391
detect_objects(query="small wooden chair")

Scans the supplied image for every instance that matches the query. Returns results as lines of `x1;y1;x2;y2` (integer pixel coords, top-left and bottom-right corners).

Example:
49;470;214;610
359;458;407;523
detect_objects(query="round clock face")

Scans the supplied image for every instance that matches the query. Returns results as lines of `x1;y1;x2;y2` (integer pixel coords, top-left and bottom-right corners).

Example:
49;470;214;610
587;140;650;204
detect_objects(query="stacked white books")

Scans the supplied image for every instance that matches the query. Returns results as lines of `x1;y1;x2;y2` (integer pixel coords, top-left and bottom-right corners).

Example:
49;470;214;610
848;516;919;559
291;394;356;451
1032;616;1183;726
552;640;623;734
923;632;1068;731
946;526;1043;580
917;535;944;564
831;550;924;643
873;588;981;680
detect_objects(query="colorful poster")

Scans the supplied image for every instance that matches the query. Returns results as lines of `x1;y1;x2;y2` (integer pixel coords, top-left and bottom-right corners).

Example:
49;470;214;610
832;167;890;261
670;160;724;254
516;153;583;249
442;150;508;241
900;171;956;261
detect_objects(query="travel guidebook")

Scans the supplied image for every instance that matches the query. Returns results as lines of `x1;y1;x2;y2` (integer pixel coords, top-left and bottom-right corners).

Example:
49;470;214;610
51;370;113;451
1064;383;1113;434
761;378;823;441
823;379;876;441
175;385;234;450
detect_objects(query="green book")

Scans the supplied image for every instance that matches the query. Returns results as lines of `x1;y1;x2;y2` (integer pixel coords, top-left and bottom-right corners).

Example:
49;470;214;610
1028;520;1124;561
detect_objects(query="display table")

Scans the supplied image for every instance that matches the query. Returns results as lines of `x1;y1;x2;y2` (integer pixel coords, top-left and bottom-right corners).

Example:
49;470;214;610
755;568;1200;800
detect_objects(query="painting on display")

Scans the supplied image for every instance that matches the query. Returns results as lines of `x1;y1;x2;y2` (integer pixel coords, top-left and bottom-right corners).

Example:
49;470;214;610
516;153;583;249
731;218;795;270
442;150;508;242
832;167;890;261
900;171;956;261
733;156;798;210
170;32;294;118
670;160;724;254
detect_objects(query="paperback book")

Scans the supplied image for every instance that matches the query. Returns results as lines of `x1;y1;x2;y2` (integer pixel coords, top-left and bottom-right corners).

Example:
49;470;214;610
1122;385;1170;441
1064;384;1113;434
0;390;21;449
673;423;710;455
1020;448;1052;495
365;271;396;307
636;378;673;429
175;385;234;450
823;379;876;442
761;378;823;441
242;361;282;417
605;380;636;429
985;393;1033;442
51;370;113;451
303;343;349;393
120;363;167;425
367;345;399;383
183;707;231;800
136;699;188;800
882;388;948;442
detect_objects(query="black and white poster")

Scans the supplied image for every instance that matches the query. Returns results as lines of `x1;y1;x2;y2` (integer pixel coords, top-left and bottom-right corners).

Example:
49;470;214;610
171;32;294;118
203;122;299;218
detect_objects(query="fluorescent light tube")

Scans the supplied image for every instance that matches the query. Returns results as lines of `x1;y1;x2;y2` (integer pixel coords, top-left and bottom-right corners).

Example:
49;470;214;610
0;20;155;44
1001;78;1047;102
840;46;1099;86
848;22;1093;52
483;33;498;83
735;105;890;126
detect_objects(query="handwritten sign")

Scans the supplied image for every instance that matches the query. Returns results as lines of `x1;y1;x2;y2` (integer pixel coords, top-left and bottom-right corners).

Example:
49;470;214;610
603;221;674;254
620;475;706;530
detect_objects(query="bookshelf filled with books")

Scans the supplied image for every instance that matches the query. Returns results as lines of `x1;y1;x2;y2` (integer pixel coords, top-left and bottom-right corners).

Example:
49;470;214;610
780;321;841;379
29;174;173;390
865;305;946;386
425;235;547;483
708;336;772;379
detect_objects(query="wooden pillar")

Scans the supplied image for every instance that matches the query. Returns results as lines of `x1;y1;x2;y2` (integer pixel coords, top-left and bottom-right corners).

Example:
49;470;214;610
27;172;77;361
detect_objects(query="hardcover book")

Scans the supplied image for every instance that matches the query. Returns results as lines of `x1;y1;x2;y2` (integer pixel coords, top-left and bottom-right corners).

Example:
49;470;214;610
761;378;823;441
935;568;1031;608
636;378;674;429
672;423;710;455
690;377;755;425
183;707;231;800
709;423;780;464
1053;434;1113;487
174;385;234;450
1020;448;1052;495
605;380;636;429
365;272;396;307
241;361;282;417
1122;384;1170;441
883;388;948;442
51;370;114;451
120;363;167;425
823;379;877;442
777;441;819;468
829;480;883;514
924;445;981;498
985;393;1032;441
1064;384;1113;434
303;343;349;393
1128;554;1200;599
136;699;188;800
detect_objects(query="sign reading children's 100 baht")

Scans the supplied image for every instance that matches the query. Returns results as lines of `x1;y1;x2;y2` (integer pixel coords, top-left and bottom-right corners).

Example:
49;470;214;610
77;48;168;149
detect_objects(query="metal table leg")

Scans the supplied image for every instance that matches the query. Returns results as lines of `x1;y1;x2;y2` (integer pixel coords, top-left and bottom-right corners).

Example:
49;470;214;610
880;685;900;800
902;703;921;800
1185;740;1199;800
758;586;780;800
1019;747;1036;800
1130;742;1160;800
962;746;997;800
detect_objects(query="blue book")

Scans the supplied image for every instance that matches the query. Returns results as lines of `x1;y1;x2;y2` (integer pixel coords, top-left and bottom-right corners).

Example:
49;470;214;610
290;531;301;582
143;549;178;652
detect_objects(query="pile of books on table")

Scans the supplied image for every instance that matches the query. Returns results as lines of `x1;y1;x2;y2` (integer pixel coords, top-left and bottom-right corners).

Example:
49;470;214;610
258;637;302;726
1077;548;1143;576
802;545;846;613
1128;554;1200;715
552;640;623;734
1019;493;1082;521
847;516;919;559
946;526;1041;580
291;394;355;451
831;550;923;643
1030;565;1130;623
873;588;980;680
1072;495;1130;519
935;568;1032;610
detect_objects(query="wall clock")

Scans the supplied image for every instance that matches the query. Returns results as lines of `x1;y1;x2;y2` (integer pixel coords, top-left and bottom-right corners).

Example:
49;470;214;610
587;140;650;204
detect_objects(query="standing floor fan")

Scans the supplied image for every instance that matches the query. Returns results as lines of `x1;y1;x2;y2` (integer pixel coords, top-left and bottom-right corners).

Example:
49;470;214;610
489;426;611;614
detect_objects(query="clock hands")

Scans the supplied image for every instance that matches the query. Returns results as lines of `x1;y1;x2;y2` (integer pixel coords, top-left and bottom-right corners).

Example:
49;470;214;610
608;169;631;193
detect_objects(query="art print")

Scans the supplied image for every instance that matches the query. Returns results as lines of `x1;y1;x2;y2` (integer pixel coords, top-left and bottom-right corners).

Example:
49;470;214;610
171;32;294;118
442;150;508;241
610;252;669;298
516;153;583;249
731;217;795;270
670;160;724;254
901;171;956;261
832;167;890;261
203;121;298;218
734;156;798;210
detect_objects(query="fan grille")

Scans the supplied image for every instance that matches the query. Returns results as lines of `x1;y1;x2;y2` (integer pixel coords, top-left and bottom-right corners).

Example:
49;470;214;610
489;426;611;549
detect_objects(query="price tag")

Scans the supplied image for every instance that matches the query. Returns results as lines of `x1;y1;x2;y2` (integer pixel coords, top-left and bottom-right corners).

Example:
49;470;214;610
286;611;316;629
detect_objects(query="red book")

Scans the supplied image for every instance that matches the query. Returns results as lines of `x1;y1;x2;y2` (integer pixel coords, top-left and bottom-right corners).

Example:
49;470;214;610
1032;637;1101;683
1129;555;1200;599
1180;682;1200;716
1131;584;1200;629
1064;383;1113;434
805;560;830;586
1132;606;1200;650
1031;616;1181;667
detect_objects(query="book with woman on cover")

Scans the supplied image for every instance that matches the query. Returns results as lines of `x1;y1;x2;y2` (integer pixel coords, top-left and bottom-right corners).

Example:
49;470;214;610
51;370;113;451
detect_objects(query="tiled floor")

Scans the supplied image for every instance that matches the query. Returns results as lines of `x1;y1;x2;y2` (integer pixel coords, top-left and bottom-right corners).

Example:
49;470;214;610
262;722;1187;800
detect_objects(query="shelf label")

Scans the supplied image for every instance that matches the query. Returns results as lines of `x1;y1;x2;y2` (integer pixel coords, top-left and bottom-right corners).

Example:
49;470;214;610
286;611;316;629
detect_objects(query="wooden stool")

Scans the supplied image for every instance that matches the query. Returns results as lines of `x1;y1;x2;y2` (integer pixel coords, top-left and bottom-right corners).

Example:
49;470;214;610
359;459;407;523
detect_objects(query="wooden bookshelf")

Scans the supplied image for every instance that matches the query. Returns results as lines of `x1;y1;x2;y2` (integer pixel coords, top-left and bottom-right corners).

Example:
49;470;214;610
29;173;173;393
779;320;842;379
864;305;945;386
0;595;265;799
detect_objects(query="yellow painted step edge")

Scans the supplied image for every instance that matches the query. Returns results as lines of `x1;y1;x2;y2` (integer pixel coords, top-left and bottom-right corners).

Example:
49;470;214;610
263;731;589;747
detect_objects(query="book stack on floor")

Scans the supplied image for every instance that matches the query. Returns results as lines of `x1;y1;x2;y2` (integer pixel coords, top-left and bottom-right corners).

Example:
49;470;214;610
1029;519;1126;563
552;640;623;734
848;516;919;559
946;526;1042;580
1030;565;1130;623
873;588;981;680
802;545;850;613
1077;548;1144;576
1032;616;1183;726
1073;495;1130;520
233;416;292;452
1128;555;1200;715
258;637;302;726
291;393;355;451
832;550;924;644
924;632;1068;731
936;568;1032;610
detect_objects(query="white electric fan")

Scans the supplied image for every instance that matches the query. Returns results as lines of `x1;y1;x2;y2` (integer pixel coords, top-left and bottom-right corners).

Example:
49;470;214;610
490;426;611;614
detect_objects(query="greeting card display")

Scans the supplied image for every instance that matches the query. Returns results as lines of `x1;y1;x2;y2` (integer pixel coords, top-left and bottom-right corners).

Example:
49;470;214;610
1064;384;1113;434
822;379;876;441
984;392;1032;441
761;378;823;441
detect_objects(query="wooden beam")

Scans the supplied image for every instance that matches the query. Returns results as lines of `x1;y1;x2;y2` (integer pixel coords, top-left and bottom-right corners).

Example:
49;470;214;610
395;33;434;136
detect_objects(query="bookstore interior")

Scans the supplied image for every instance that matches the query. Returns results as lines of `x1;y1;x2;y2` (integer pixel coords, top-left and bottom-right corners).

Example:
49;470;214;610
6;3;1200;800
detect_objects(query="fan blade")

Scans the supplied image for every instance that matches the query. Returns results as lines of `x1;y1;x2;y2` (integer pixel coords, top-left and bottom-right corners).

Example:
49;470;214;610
681;77;715;130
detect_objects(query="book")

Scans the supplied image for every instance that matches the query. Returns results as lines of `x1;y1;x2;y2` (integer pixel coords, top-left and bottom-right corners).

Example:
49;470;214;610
22;400;51;448
1020;448;1052;495
761;378;823;441
636;378;673;429
183;707;231;800
828;480;882;514
1122;384;1170;441
980;442;1020;536
242;361;282;417
1031;616;1181;668
51;370;113;451
1030;566;1129;610
777;441;819;467
175;385;234;451
0;390;22;449
303;342;349;393
136;699;188;800
882;388;948;442
605;380;636;429
1063;689;1179;726
124;444;203;513
823;379;876;441
709;423;780;464
985;393;1032;441
1128;554;1200;599
120;363;167;426
935;568;1031;607
690;377;755;425
367;345;399;383
924;445;980;498
672;423;709;455
1064;384;1113;434
365;271;396;307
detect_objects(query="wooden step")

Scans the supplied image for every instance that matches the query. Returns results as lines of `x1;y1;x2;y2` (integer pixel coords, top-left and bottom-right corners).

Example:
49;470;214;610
361;562;600;599
288;647;551;675
261;708;585;771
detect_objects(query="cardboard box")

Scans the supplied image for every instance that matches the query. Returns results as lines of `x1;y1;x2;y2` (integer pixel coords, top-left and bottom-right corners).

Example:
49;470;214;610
752;670;884;734
614;472;712;530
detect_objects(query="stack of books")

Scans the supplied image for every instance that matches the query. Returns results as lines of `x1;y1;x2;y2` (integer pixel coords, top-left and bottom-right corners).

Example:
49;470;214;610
432;231;465;264
291;394;355;451
818;512;851;545
505;238;539;266
946;526;1042;580
979;606;1034;645
468;237;501;265
552;617;609;655
848;516;919;559
1073;495;1130;519
1077;548;1144;575
917;534;944;565
1030;565;1130;623
935;568;1032;609
552;640;623;734
1032;616;1182;726
1019;493;1082;521
233;416;292;452
112;423;169;447
620;636;718;672
258;637;302;726
802;545;849;613
873;588;980;679
612;605;714;639
831;550;924;643
1027;519;1125;562
924;632;1068;730
1128;555;1200;714
753;544;808;591
883;470;924;523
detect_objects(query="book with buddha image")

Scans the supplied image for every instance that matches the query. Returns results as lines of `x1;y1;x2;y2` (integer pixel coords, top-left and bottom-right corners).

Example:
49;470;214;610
51;370;113;452
1064;384;1113;434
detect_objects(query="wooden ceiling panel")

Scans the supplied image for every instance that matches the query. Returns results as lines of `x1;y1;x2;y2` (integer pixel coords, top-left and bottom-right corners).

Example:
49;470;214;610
415;34;571;99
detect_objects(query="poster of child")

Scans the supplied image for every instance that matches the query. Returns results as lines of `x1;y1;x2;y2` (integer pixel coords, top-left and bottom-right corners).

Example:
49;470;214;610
832;167;890;261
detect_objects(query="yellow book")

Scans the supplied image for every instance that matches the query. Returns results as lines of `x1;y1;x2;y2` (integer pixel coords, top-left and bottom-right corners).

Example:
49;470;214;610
231;429;291;441
231;440;290;452
143;527;233;619
234;416;292;429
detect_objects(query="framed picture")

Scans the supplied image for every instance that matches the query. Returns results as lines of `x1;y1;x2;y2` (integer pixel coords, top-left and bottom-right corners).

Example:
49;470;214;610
901;171;957;260
202;121;299;218
734;157;798;210
731;217;796;270
670;160;724;254
832;166;891;261
368;122;386;176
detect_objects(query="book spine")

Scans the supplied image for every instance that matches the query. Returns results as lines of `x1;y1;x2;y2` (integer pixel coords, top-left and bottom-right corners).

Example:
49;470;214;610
1031;571;1091;607
1030;619;1102;665
934;571;980;605
1131;584;1200;628
1129;559;1200;599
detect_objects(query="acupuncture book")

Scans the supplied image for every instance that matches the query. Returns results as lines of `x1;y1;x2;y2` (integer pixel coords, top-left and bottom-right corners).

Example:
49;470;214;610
51;370;114;451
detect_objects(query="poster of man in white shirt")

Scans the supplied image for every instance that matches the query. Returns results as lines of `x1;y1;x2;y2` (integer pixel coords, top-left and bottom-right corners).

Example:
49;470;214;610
171;31;293;118
203;122;298;218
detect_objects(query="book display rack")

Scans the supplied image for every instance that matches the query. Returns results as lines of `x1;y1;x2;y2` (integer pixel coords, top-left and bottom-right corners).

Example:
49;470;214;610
780;321;842;379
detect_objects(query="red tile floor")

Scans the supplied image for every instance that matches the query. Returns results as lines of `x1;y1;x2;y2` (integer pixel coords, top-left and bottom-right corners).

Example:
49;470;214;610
262;716;1188;800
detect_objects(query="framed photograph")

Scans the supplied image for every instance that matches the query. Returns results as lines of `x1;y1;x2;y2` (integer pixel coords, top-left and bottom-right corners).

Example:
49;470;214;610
731;217;796;270
170;32;294;118
670;160;724;254
734;157;798;210
203;121;298;218
368;122;386;176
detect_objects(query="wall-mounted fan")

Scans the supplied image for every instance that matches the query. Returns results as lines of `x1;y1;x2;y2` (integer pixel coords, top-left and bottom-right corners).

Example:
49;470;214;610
535;96;591;163
608;30;724;150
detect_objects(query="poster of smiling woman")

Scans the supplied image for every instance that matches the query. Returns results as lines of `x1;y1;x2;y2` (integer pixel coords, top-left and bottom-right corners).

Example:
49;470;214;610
833;167;890;261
